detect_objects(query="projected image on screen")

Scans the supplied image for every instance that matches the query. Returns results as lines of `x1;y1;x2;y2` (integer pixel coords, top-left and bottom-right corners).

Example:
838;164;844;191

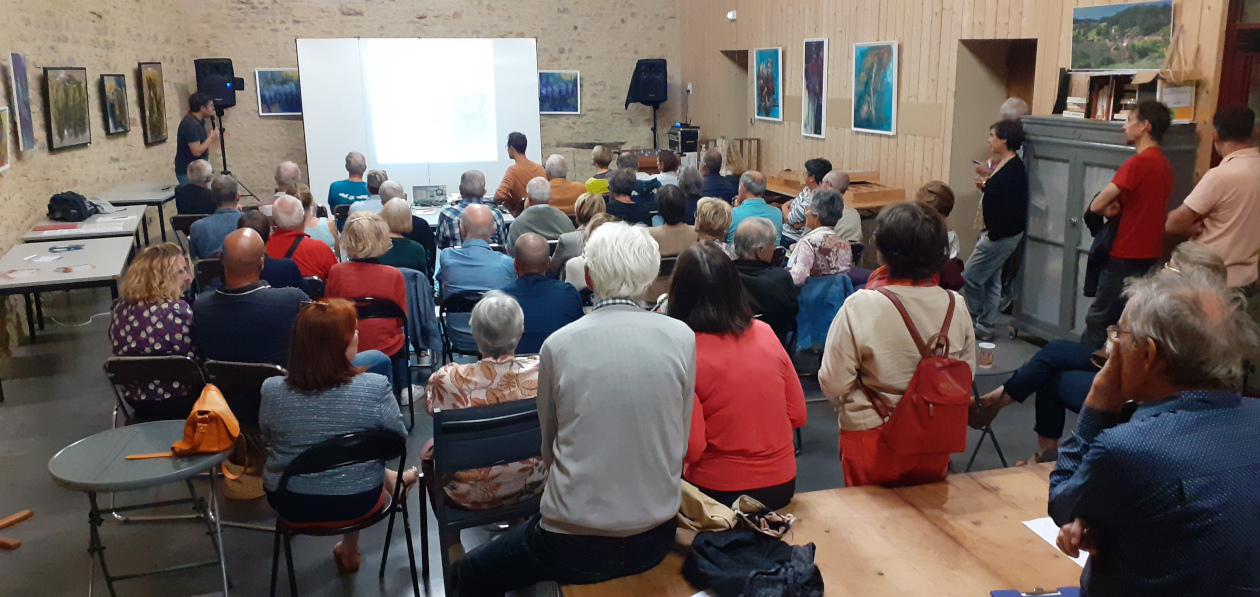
362;38;498;164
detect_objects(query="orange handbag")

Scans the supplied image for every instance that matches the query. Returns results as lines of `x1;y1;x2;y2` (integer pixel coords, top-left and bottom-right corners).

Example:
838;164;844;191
127;384;241;472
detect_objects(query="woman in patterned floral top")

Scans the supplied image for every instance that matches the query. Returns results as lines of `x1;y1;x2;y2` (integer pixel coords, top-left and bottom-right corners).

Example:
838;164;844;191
786;188;853;286
107;243;196;420
424;290;547;515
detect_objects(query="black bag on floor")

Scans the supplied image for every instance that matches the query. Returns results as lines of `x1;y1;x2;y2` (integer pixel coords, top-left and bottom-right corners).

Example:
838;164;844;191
48;191;99;222
682;530;823;597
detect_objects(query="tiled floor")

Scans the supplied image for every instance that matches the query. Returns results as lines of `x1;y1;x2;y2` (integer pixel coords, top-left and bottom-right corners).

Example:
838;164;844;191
0;288;1072;596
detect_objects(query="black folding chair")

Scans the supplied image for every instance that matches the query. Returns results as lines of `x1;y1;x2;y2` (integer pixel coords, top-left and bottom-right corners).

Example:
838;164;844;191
487;243;509;255
547;239;559;256
851;242;865;266
103;355;206;427
425;399;543;596
658;255;678;277
194;259;223;293
438;291;485;365
303;276;325;299
315;204;328;218
771;246;788;268
170;214;208;254
203;360;286;430
354;297;416;430
333;204;351;227
269;431;422;597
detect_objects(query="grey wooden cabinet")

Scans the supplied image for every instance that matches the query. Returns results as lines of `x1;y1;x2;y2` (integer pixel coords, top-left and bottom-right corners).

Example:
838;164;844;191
1013;115;1199;342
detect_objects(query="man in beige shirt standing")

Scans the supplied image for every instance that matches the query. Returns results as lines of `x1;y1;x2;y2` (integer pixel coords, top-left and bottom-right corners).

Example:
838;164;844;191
495;132;546;217
1165;106;1260;291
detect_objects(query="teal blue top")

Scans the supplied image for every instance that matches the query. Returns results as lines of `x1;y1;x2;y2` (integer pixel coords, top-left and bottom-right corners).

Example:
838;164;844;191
327;179;370;209
726;199;784;243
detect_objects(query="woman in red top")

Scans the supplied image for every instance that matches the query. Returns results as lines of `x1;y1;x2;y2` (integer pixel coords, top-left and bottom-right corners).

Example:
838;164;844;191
326;212;408;386
668;243;806;510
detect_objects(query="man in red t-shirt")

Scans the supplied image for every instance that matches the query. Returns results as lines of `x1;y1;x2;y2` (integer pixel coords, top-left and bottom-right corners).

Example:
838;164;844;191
1083;100;1174;349
265;194;338;279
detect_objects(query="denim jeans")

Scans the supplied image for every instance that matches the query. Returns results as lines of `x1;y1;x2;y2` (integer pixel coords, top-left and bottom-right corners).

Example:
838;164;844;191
351;350;393;387
1003;340;1095;439
1082;257;1158;350
452;515;676;597
962;232;1023;336
175;173;190;186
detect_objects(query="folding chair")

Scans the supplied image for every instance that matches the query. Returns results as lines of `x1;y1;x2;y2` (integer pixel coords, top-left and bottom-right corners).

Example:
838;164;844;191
103;355;206;428
303;276;325;299
203;360;286;430
547;239;559;256
851;242;865;266
425;399;544;596
354;297;416;430
438;291;485;364
269;431;422;597
658;255;678;277
170;214;208;254
315;204;328;218
333;204;351;228
487;243;509;255
771;246;787;268
964;381;1009;472
193;259;223;293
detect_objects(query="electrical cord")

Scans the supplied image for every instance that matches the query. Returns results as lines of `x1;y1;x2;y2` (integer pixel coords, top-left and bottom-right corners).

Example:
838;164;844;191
50;311;111;327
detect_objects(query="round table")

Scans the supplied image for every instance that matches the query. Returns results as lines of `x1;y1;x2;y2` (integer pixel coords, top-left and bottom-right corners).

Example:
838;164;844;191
49;420;232;596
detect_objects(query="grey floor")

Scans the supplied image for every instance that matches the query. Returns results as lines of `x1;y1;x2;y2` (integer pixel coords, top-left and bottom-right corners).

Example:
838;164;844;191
0;288;1072;597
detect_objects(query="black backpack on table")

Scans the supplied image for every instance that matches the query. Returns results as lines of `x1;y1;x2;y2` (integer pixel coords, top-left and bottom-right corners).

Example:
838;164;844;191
48;192;100;222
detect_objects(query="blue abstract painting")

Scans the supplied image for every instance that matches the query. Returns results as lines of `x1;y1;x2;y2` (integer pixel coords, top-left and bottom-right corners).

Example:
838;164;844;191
853;41;898;135
539;70;580;114
256;68;302;116
754;47;782;121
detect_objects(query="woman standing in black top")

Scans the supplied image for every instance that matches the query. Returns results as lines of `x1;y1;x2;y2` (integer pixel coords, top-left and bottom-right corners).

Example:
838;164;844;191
962;119;1028;342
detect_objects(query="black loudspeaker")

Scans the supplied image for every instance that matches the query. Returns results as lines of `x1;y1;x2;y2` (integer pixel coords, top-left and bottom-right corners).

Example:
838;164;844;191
194;58;242;108
625;59;668;109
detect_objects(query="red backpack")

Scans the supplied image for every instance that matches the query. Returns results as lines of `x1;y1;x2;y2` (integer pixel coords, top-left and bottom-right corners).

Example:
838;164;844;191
861;287;973;455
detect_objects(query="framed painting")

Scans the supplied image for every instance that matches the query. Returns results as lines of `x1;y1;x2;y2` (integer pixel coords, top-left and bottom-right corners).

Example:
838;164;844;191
754;47;782;121
99;74;129;135
853;41;898;136
9;53;35;151
256;68;302;116
802;38;828;138
1071;0;1173;70
138;62;167;145
44;67;91;150
538;70;580;115
0;107;10;173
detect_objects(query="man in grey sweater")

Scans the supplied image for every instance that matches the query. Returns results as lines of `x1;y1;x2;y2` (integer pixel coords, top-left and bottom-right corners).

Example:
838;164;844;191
453;222;696;596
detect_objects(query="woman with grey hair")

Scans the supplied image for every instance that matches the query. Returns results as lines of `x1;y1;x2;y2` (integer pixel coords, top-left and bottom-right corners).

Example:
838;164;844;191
785;188;853;286
678;166;704;224
423;290;546;512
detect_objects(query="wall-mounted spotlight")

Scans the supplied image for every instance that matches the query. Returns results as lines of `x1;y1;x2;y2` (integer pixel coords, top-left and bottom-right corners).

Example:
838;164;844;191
726;10;737;21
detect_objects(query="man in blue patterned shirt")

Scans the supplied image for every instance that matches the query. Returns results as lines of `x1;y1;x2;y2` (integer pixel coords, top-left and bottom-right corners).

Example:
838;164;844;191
436;170;509;250
1049;271;1260;596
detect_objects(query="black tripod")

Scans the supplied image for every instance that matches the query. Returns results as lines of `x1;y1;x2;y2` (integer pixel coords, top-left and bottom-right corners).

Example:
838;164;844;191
212;108;258;201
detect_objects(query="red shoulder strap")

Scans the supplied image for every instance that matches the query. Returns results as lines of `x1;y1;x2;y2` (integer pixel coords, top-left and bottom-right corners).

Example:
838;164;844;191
873;287;926;356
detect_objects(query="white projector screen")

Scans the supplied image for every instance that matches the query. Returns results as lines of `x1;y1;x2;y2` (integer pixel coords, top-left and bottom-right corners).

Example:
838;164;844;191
296;38;542;205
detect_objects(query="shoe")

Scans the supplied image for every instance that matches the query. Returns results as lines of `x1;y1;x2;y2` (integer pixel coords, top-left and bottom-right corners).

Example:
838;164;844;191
333;542;361;574
1015;447;1059;467
968;395;1003;430
976;329;996;343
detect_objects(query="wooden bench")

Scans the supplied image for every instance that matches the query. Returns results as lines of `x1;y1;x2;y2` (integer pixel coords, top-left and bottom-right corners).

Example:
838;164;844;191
562;464;1081;596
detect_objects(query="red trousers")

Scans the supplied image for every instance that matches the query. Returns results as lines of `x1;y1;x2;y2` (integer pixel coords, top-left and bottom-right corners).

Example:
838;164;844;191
839;426;950;487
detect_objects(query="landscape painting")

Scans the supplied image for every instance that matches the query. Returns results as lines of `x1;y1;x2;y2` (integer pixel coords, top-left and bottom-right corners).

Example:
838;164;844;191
256;68;302;116
1072;0;1173;70
802;38;828;138
9;53;35;150
853;41;898;136
100;74;129;135
754;47;782;122
0;107;10;172
44;67;91;150
538;70;580;114
138;62;167;145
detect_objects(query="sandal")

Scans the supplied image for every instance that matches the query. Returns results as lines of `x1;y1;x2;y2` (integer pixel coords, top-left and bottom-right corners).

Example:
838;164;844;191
400;466;420;498
1015;447;1059;467
333;542;361;574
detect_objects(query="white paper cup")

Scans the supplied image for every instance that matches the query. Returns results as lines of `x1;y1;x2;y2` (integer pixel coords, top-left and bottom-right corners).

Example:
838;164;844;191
977;342;996;369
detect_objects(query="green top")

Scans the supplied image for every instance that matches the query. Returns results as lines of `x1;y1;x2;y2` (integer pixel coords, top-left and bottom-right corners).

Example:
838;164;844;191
379;236;428;273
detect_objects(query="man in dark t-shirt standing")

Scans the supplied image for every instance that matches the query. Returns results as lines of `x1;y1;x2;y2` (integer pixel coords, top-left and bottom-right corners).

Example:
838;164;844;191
175;92;219;184
1083;100;1174;349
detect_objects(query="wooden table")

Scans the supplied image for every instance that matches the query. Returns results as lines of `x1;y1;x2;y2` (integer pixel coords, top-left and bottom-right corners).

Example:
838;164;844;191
563;465;1082;597
21;205;146;246
92;182;177;244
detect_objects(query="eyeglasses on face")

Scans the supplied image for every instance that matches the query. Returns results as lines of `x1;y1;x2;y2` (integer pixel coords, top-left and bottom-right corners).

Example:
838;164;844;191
1106;325;1134;344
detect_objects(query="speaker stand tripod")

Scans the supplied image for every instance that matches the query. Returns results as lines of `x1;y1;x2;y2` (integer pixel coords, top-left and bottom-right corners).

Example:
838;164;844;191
651;105;660;150
213;108;259;202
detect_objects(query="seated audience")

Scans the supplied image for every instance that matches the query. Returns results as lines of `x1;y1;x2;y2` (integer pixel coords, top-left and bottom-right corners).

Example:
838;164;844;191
694;197;734;254
564;213;619;292
350;179;404;216
727;171;782;242
622;152;663;202
266;194;338;279
108;243;196;420
820;170;862;243
653;150;681;187
494;131;546;216
647;185;699;301
292;183;339;254
435;204;517;349
507;176;575;250
543;154;588;215
377;198;428;274
326;212;408;387
259;298;416;574
583;145;614;195
175;159;216;215
732;217;799;343
235;211;307;294
549;192;606;279
700;148;737;203
424;291;547;512
327;151;371;209
678;166;704;225
436;170;509;249
1049;270;1260;596
783;158;832;231
502;234;583;354
970;242;1229;465
452;222;694;595
189;174;243;260
669;243;806;510
259;161;302;215
605;168;652;226
915;181;959;259
786;188;853;286
819;201;976;487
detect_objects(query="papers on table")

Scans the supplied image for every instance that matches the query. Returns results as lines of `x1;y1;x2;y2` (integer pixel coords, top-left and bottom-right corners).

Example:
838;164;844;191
1023;517;1088;567
28;225;124;237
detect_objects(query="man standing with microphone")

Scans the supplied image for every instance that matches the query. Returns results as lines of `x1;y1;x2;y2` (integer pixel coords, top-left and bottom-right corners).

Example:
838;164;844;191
175;92;220;184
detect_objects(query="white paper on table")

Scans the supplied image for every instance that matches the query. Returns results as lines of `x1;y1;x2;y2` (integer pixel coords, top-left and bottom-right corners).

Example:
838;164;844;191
95;215;137;222
1023;517;1088;567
